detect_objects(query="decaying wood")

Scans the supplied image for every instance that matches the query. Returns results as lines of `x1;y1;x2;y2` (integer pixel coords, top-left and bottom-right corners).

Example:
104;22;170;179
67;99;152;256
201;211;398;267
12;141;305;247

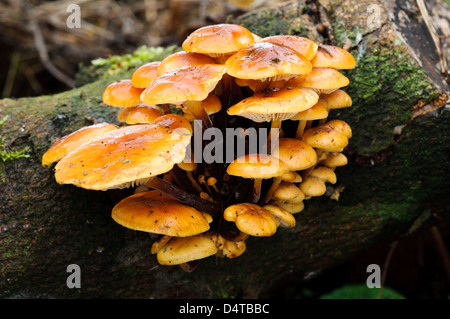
0;0;449;298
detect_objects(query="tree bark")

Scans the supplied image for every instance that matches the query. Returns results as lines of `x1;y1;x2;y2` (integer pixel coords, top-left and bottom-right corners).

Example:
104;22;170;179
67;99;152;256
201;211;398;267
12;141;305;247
0;0;449;298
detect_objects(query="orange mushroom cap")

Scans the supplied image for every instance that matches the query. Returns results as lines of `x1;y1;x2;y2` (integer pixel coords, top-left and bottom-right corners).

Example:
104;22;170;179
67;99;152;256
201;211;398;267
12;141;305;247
131;61;161;88
102;79;144;107
117;105;164;124
54;114;193;190
182;24;255;61
258;35;319;60
140;64;227;105
42;123;119;167
287;67;350;94
157;51;216;76
225;42;312;82
227;87;319;122
321;89;352;109
112;190;212;237
311;45;356;69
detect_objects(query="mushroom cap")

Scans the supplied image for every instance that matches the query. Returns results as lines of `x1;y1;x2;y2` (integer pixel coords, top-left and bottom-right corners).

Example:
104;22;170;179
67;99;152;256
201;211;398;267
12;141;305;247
290;99;329;121
223;203;278;237
321;89;352;109
131;61;161;88
299;176;326;196
226;154;289;179
311;45;356;69
322;152;348;168
272;181;301;202
42;123;119;167
225;42;312;81
117;104;164;124
140;64;226;105
273;200;305;214
302;124;349;150
327;119;352;139
227;87;319;123
272;137;317;171
111;190;212;237
157;51;216;76
102;79;144;107
287;67;350;94
156;234;218;265
309;166;337;184
257;35;319;60
280;171;302;183
182;24;255;57
263;204;296;228
54;114;192;190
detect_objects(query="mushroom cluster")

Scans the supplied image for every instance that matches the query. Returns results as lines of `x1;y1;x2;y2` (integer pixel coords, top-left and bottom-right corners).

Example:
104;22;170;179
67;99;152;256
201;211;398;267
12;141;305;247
42;24;356;271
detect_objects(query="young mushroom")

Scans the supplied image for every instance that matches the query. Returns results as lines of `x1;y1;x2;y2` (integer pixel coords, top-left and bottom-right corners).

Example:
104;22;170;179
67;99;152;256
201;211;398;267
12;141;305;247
117;104;163;125
111;190;213;237
226;154;289;203
311;45;357;70
102;79;144;108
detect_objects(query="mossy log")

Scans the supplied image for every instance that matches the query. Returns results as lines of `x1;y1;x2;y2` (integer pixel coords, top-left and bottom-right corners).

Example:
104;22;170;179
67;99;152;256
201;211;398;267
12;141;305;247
1;0;449;298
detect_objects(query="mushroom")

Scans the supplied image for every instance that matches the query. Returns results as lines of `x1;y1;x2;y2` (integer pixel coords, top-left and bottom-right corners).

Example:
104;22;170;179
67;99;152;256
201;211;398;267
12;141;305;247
311;45;357;70
54;114;193;190
131;61;161;88
227;87;319;147
301;123;349;178
225;41;312;92
111;190;213;237
257;35;319;61
140;64;226;128
182;24;255;63
309;166;337;184
287;67;350;94
273;201;305;214
317;89;352;125
299;176;327;197
155;234;218;267
117;104;163;125
223;203;278;237
41;122;119;167
290;98;330;138
226;153;289;203
102;79;144;108
271;181;302;203
263;204;296;229
327;119;352;139
157;51;216;75
322;152;348;170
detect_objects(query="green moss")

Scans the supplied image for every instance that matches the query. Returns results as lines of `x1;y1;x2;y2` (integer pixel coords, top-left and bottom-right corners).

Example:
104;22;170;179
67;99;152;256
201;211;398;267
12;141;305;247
231;1;312;38
336;37;439;157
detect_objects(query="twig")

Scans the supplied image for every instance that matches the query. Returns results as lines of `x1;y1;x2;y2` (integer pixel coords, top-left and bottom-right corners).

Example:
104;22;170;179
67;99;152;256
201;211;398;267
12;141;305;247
28;14;75;88
430;226;450;283
376;240;398;299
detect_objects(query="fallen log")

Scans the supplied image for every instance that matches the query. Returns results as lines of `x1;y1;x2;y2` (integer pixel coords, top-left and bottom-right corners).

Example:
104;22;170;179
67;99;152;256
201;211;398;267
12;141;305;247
0;0;449;298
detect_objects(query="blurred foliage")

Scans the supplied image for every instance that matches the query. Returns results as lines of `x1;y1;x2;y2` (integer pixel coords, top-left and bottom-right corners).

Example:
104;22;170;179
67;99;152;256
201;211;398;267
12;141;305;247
319;284;405;299
75;45;181;87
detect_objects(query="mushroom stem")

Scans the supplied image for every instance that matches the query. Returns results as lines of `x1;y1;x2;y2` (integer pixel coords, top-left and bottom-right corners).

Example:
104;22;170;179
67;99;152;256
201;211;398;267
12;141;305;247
145;176;221;217
295;120;307;139
267;119;282;154
252;178;263;203
161;104;171;114
186;171;204;193
184;100;212;129
260;177;282;204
